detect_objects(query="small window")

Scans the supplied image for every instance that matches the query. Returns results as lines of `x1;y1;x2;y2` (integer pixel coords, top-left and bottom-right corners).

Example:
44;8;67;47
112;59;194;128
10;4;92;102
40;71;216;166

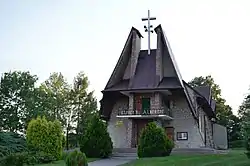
177;132;188;140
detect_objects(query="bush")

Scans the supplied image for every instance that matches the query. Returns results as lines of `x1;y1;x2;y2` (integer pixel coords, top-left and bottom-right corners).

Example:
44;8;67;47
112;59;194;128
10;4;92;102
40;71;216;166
80;115;113;158
0;151;56;166
137;122;174;158
229;140;245;148
0;132;27;157
65;150;88;166
0;152;27;166
26;116;63;160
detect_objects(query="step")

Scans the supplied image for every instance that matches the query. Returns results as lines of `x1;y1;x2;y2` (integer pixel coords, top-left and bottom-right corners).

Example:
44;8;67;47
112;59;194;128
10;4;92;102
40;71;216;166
112;152;137;157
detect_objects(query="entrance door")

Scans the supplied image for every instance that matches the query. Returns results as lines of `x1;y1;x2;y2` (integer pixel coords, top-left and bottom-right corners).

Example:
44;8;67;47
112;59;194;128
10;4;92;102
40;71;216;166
136;119;152;146
165;127;174;142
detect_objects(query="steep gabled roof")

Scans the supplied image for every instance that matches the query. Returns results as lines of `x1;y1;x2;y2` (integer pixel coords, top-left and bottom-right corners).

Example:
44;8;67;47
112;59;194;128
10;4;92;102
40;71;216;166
104;27;143;90
155;24;184;87
183;81;216;118
194;86;212;104
130;50;157;89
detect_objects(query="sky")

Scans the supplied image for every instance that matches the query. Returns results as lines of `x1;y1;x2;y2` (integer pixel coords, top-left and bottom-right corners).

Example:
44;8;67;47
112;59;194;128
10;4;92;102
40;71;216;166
0;0;250;115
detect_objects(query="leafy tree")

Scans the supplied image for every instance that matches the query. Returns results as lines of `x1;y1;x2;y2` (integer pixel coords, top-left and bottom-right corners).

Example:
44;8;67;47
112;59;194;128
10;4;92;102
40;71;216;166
189;75;242;142
238;91;250;156
0;71;38;132
80;115;112;158
67;72;97;147
39;72;70;128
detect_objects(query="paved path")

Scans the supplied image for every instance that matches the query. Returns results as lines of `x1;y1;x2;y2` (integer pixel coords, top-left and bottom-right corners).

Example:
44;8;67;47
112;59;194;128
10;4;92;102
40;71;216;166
88;157;136;166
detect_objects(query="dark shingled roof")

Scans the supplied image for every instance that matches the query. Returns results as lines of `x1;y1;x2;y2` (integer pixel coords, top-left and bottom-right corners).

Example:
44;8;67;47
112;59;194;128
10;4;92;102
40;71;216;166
103;49;183;92
194;86;212;104
130;50;157;89
105;79;129;91
158;77;182;89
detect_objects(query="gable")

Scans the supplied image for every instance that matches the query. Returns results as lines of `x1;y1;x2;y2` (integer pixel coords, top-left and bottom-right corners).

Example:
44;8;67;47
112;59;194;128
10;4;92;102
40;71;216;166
104;27;142;90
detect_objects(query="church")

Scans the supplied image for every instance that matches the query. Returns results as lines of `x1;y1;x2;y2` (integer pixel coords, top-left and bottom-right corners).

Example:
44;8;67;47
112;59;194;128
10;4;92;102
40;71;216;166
100;11;227;151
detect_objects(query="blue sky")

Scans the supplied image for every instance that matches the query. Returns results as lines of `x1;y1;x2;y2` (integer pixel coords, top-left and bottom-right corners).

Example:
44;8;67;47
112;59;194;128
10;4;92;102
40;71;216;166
0;0;249;114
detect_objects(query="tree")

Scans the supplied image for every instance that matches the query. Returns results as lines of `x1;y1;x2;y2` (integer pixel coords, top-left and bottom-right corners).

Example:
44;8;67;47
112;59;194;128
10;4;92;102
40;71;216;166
189;75;242;142
39;72;70;128
67;72;97;147
238;93;250;158
80;115;112;158
0;71;38;132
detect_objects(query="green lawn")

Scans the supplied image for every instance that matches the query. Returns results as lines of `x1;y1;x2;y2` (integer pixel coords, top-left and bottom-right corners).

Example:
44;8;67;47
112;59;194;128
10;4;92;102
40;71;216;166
123;150;250;166
36;158;99;166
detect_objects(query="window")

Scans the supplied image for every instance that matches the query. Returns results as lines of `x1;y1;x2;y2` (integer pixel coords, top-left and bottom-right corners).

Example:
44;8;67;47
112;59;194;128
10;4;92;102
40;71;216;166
177;132;188;140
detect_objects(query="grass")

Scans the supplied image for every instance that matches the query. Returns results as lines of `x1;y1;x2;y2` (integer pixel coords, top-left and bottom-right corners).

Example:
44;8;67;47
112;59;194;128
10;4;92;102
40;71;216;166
123;150;250;166
35;158;99;166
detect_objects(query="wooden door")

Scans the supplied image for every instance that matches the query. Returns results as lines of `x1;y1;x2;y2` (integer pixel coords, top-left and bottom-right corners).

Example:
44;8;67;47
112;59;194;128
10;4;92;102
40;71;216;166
165;127;174;142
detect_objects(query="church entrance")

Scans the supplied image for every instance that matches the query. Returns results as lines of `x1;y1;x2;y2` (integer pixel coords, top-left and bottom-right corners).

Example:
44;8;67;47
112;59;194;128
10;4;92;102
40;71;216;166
132;119;153;147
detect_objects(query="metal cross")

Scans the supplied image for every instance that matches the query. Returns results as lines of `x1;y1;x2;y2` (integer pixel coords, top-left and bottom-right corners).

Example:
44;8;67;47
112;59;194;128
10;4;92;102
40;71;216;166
142;10;156;55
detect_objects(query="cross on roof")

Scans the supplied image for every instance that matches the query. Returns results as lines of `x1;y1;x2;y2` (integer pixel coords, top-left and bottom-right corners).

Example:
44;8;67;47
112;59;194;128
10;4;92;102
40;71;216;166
141;10;156;55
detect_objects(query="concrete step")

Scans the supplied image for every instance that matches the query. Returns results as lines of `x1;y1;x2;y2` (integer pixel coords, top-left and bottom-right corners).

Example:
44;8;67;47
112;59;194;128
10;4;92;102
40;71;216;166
113;148;137;153
112;148;227;157
113;152;137;156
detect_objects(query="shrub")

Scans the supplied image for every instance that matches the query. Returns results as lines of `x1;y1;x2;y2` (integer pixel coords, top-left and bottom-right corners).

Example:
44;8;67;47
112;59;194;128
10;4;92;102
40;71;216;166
26;116;63;160
65;150;88;166
80;115;113;158
137;122;174;158
229;140;245;148
0;152;27;166
0;132;27;157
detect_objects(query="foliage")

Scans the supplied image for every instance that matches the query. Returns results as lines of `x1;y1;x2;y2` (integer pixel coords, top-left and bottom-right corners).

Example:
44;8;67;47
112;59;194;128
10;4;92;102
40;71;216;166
65;150;88;166
66;72;98;148
80;115;113;158
137;122;174;158
26;116;63;160
0;132;27;157
0;71;38;132
30;151;57;164
188;75;242;142
237;90;250;158
66;133;78;149
0;151;57;166
39;72;71;128
0;152;27;166
229;140;246;148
